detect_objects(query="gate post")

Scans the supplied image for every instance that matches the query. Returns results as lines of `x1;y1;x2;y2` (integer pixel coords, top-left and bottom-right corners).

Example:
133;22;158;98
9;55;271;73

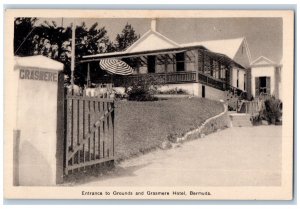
56;72;65;184
13;130;20;186
13;56;64;186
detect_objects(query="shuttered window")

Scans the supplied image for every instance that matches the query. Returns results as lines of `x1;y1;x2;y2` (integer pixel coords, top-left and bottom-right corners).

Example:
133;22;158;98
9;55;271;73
255;77;260;97
266;77;271;95
256;76;271;97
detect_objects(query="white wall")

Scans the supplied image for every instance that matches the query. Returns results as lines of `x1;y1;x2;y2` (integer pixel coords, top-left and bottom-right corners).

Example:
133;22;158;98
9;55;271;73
232;68;237;88
158;83;199;95
251;66;276;97
185;62;195;72
16;68;60;186
139;66;148;74
232;67;246;90
200;84;227;101
159;83;226;101
278;67;282;100
239;70;246;91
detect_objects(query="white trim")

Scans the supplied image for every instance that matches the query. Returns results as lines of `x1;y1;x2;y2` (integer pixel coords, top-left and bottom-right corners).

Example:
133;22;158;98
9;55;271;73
125;30;180;53
124;30;151;52
241;37;252;64
251;56;276;66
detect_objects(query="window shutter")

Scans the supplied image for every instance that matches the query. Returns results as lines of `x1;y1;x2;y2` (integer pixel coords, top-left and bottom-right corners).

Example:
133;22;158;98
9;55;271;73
255;77;260;97
266;77;271;95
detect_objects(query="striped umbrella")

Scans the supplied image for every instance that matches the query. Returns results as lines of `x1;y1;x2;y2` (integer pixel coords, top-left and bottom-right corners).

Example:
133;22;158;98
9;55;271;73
99;59;134;75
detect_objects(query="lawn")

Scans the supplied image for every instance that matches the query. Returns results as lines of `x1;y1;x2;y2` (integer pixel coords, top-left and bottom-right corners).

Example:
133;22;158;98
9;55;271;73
114;97;224;160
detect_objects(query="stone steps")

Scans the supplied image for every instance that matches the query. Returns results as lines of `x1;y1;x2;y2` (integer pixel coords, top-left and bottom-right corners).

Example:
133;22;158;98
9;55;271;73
229;113;253;127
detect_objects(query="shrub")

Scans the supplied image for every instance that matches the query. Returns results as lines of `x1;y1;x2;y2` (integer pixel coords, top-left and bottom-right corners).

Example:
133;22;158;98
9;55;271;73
250;114;262;126
226;91;238;111
239;91;248;100
158;88;189;95
260;96;282;124
127;87;158;101
124;74;164;101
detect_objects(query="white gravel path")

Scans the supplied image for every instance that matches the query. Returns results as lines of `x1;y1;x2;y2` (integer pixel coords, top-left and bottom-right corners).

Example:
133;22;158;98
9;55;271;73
77;126;282;187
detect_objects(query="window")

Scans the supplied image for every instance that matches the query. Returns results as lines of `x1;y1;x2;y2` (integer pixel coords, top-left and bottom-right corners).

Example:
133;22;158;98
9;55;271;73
237;70;239;88
255;76;271;97
176;52;185;72
220;65;226;79
147;55;156;73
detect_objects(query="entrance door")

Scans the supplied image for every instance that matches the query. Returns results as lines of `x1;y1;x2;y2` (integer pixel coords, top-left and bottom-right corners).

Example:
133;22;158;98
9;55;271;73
202;85;205;98
255;76;271;97
147;55;156;73
176;52;185;72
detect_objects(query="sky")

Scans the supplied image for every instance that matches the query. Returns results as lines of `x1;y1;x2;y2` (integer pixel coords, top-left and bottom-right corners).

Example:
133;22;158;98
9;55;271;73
36;17;282;63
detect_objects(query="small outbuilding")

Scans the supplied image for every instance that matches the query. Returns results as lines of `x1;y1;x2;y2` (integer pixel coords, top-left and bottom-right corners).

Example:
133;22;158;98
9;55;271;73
249;56;282;99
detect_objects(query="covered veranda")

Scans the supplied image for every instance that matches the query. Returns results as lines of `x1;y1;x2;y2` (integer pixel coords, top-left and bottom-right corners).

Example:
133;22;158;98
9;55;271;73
79;45;245;93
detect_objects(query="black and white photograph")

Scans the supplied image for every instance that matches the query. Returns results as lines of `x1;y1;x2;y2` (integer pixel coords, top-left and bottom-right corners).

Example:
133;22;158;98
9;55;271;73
3;9;294;200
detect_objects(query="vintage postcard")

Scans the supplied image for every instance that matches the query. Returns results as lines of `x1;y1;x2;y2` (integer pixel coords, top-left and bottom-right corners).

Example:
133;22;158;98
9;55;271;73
4;9;294;200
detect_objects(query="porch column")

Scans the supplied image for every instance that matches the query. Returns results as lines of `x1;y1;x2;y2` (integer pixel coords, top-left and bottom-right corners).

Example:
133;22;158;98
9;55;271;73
136;58;140;74
246;68;254;100
201;50;205;73
87;62;91;87
164;55;168;73
218;62;221;79
194;50;199;82
173;54;176;72
228;66;233;87
164;55;168;83
210;58;214;76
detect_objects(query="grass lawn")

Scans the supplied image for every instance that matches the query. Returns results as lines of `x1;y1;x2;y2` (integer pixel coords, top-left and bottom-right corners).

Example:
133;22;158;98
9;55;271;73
114;97;224;160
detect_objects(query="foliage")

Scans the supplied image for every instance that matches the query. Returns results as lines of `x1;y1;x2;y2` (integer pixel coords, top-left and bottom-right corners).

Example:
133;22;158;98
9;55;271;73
225;90;238;111
114;23;140;51
14;19;112;85
14;19;141;86
260;96;282;124
157;88;189;95
124;75;164;101
250;114;262;126
14;18;38;56
238;91;248;100
127;87;158;101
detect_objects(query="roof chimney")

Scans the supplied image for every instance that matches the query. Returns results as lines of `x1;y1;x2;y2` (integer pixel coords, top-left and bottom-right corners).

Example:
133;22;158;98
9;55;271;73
151;18;157;32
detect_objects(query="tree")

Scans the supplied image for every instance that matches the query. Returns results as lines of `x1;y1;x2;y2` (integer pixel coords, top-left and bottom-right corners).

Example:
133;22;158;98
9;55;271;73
14;19;113;86
74;22;111;85
14;17;38;56
115;23;140;51
14;20;140;85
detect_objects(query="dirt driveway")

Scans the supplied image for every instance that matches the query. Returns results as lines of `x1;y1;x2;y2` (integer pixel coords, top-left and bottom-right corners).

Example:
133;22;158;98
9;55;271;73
75;126;282;187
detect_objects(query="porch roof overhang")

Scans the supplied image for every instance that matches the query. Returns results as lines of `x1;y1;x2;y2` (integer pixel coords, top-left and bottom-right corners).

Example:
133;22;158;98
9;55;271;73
80;45;245;69
80;47;193;62
201;49;246;69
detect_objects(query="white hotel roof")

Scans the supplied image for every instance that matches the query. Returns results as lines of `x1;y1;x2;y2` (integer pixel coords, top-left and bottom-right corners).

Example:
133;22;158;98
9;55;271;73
82;29;251;68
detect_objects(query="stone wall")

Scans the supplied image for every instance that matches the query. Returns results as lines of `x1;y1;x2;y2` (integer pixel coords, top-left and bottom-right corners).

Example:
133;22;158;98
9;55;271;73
176;103;230;142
